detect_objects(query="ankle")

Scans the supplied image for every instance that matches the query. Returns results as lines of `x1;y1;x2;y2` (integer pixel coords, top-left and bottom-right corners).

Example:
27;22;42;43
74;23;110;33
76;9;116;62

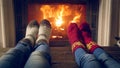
25;35;35;45
72;41;85;53
36;35;49;44
86;41;100;53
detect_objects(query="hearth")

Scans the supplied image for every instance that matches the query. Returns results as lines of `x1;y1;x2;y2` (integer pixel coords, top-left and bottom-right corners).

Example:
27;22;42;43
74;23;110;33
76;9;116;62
14;0;99;46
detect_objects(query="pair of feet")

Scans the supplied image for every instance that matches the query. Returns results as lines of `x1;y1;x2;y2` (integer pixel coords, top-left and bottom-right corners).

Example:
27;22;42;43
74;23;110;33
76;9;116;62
25;19;99;53
25;19;52;46
67;22;99;53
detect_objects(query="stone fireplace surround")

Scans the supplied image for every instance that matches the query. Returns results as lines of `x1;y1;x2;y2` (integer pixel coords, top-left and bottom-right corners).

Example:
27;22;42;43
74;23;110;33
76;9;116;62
0;0;120;48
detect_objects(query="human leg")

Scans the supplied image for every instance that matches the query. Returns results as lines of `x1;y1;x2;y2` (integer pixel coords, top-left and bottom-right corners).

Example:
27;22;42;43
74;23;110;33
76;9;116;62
79;22;120;68
67;23;101;68
0;39;32;68
94;48;120;68
24;41;51;68
24;19;52;68
0;20;39;68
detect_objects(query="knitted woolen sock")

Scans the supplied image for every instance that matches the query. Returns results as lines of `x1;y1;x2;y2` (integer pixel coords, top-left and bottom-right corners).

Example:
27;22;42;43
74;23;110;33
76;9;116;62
36;19;52;44
79;22;100;53
25;20;39;45
67;23;85;53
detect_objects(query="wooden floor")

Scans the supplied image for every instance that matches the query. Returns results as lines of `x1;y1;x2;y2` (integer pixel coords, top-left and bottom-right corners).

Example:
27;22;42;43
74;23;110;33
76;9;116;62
51;46;78;68
51;46;120;68
0;46;120;68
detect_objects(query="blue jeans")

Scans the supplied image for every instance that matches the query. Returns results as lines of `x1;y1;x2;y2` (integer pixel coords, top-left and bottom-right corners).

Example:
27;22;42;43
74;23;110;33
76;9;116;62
75;48;120;68
0;41;120;68
0;40;51;68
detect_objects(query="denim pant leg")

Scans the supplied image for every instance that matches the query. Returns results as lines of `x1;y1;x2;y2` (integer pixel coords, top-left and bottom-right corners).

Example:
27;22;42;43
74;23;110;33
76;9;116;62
24;42;51;68
93;48;120;68
0;41;32;68
75;48;102;68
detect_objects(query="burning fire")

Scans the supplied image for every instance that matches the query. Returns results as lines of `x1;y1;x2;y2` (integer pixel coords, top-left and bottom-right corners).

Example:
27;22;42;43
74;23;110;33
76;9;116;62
40;5;86;39
28;4;86;39
40;5;86;27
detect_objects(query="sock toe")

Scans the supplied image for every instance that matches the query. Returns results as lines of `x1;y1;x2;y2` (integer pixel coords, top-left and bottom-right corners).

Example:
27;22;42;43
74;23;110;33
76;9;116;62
79;22;91;33
40;19;51;28
79;22;92;43
28;20;39;28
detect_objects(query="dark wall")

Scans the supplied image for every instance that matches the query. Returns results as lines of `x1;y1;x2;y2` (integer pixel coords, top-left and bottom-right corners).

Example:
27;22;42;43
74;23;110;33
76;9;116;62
13;0;28;43
110;0;120;45
87;0;99;42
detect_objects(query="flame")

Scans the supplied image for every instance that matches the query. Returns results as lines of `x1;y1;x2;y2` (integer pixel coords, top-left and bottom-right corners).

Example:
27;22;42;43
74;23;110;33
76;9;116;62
55;7;63;27
28;4;86;39
71;6;86;23
40;5;53;19
28;4;86;25
40;5;72;27
71;14;81;23
55;6;64;27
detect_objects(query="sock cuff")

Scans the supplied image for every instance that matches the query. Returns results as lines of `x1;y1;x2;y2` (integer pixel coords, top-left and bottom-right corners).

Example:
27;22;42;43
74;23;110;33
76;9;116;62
72;41;85;53
25;34;36;41
25;35;35;45
86;41;100;53
36;35;49;44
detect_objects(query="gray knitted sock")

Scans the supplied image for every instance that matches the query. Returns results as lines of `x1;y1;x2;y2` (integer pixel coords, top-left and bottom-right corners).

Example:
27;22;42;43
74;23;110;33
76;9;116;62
25;20;39;45
36;19;52;44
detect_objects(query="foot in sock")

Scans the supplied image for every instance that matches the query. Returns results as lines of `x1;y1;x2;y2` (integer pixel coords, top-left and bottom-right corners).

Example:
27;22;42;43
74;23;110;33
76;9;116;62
24;20;39;46
79;22;100;53
36;19;52;44
67;23;85;53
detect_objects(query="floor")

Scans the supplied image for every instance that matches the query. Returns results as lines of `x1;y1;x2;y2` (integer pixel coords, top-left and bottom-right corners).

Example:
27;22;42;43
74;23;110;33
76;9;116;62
51;46;120;68
0;46;120;68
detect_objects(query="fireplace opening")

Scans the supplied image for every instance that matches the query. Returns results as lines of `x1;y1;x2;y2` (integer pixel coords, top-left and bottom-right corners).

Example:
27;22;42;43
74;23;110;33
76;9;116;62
14;0;99;46
28;4;86;40
27;4;86;46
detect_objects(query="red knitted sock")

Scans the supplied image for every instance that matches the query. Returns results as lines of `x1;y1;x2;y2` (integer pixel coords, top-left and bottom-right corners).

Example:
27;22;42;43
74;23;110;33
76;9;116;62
67;23;85;53
79;22;100;53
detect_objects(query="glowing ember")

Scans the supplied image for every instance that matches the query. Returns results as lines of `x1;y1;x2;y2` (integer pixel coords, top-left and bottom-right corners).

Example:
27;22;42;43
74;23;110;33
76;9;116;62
58;36;63;38
60;28;64;31
52;36;57;38
52;35;63;39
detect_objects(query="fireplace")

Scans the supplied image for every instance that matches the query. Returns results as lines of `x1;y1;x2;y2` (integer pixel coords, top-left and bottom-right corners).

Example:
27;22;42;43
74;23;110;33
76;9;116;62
14;0;99;46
